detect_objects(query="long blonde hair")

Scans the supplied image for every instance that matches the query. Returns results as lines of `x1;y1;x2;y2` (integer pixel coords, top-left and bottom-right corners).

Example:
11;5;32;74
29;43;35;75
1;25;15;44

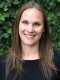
6;1;56;80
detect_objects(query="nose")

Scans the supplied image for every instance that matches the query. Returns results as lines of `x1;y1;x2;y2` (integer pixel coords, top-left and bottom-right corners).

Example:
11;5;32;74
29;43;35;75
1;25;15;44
27;24;34;32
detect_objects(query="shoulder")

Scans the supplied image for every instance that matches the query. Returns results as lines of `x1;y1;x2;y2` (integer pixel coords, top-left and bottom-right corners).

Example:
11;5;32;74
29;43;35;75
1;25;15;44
0;53;7;71
0;53;7;79
0;53;6;63
0;53;7;68
54;50;60;62
54;50;60;69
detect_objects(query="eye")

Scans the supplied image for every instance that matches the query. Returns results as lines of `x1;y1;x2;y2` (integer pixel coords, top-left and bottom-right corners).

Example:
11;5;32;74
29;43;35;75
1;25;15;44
33;22;41;27
22;20;29;25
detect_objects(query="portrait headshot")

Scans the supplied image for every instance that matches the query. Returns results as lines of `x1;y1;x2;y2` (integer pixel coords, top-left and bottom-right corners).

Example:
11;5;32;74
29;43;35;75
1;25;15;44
0;1;60;80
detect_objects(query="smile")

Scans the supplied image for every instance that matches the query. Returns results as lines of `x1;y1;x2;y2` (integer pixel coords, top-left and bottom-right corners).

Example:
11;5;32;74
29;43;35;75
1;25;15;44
24;34;35;39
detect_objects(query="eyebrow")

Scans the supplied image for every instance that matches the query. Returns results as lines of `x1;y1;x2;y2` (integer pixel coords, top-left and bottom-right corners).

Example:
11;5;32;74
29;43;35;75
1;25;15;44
21;19;42;23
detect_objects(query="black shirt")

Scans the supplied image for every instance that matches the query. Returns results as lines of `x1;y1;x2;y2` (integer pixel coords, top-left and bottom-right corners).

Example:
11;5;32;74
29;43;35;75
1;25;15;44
0;50;60;80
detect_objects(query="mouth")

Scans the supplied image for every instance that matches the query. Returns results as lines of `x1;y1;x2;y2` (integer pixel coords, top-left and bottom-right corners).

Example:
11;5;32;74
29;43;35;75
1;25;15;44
24;34;35;39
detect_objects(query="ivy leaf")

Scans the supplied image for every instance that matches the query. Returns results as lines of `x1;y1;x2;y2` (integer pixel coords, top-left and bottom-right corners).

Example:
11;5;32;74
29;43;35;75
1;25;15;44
0;13;9;21
0;2;5;8
4;7;8;11
0;14;5;21
13;0;19;5
48;13;55;21
7;28;12;34
2;33;9;38
57;0;60;2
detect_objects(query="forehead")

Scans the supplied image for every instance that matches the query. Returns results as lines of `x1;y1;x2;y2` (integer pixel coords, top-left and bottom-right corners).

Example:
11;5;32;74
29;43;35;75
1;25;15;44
21;8;43;21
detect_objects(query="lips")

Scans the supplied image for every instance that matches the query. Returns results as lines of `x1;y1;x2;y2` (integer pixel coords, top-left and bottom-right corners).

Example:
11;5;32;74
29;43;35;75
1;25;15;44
24;34;35;39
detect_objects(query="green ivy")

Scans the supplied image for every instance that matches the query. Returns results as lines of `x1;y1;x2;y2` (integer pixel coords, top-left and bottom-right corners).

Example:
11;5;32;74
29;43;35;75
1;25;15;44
0;0;60;54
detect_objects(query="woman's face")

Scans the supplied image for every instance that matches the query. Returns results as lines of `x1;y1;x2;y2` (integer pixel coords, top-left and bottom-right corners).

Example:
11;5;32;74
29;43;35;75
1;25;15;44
19;8;45;46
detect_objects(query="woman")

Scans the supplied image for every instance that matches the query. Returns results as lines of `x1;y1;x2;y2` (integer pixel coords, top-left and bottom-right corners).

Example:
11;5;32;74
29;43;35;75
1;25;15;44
0;1;60;80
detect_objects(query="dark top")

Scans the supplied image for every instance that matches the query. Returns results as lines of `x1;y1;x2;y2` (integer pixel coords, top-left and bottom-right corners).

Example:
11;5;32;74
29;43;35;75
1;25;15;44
0;50;60;80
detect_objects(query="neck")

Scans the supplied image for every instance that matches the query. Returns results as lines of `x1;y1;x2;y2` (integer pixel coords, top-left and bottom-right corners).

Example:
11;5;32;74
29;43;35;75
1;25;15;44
21;43;40;60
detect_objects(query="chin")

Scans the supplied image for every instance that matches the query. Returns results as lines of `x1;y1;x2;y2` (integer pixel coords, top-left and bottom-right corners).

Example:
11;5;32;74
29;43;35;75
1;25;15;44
22;40;39;46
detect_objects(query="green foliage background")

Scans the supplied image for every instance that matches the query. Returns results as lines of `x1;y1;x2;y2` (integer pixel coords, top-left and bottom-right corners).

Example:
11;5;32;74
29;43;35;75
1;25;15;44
0;0;60;54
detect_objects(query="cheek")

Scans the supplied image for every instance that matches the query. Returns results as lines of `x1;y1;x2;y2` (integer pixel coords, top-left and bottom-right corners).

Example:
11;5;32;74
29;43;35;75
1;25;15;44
19;23;24;32
35;27;44;34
